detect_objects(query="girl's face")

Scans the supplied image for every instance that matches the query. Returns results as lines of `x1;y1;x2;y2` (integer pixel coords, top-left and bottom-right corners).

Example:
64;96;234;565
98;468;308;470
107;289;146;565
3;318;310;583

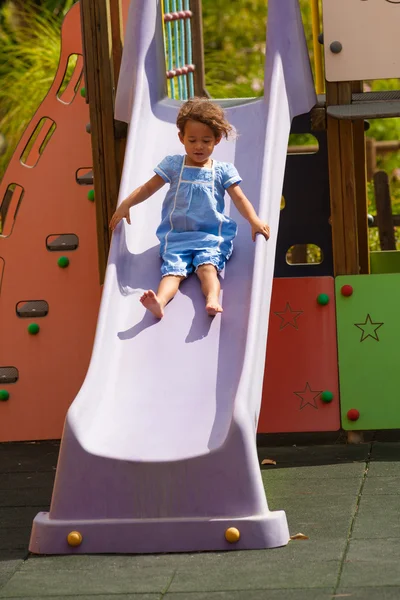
179;119;221;166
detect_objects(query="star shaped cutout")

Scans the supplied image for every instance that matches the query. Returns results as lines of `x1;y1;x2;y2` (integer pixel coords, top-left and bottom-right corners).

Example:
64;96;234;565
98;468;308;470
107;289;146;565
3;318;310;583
274;302;303;330
294;382;322;410
354;314;384;342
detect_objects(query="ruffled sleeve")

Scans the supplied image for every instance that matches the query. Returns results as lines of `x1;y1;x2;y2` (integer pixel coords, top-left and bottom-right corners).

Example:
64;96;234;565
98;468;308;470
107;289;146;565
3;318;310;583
220;162;242;189
154;155;180;183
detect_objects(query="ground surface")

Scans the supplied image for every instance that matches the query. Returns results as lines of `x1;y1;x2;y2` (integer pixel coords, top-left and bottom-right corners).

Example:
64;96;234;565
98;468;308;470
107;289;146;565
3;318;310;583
1;436;399;599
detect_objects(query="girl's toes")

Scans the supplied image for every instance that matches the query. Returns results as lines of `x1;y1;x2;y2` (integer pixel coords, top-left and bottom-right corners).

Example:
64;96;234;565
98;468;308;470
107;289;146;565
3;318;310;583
206;302;223;317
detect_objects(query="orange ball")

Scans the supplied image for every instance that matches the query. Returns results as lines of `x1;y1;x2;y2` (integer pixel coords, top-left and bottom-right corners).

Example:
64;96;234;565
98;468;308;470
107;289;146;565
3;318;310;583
67;531;83;547
225;527;241;543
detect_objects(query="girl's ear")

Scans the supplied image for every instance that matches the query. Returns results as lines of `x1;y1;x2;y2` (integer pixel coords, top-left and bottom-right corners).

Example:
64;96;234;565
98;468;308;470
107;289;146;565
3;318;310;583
215;137;222;146
178;131;184;144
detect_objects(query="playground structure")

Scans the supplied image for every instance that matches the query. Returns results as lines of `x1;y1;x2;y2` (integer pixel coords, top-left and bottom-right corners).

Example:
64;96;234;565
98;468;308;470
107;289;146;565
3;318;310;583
0;0;398;553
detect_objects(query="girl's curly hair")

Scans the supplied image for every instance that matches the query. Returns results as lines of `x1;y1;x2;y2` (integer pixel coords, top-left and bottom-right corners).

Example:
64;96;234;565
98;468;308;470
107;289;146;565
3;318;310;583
177;97;233;140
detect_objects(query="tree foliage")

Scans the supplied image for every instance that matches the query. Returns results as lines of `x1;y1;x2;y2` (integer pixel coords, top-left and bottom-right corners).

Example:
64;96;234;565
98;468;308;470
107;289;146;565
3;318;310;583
202;0;268;99
202;0;314;99
0;1;78;177
0;3;62;176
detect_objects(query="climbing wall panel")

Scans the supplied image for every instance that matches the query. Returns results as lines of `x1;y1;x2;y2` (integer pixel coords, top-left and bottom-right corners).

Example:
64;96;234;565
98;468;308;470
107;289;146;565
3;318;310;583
336;274;400;431
275;111;333;279
0;4;101;441
258;277;340;433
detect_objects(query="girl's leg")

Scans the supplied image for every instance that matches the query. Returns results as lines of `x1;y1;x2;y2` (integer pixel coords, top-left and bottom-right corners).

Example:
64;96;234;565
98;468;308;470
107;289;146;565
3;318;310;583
196;264;223;316
140;275;184;319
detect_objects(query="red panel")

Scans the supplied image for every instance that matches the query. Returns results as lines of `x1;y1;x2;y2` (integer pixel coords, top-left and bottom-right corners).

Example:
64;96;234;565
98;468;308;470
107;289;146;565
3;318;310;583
258;277;340;433
0;5;100;442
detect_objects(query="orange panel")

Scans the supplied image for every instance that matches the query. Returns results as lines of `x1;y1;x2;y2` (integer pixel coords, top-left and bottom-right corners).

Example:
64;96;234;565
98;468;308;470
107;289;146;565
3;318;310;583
0;4;101;441
258;277;340;434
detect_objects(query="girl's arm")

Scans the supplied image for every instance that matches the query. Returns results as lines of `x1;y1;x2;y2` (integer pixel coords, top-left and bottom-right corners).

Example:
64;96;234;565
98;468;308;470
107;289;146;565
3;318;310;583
227;183;270;241
109;174;166;231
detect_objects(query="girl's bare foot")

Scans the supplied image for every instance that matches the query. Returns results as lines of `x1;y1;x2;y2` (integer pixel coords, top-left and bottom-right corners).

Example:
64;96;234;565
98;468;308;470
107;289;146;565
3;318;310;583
140;290;165;319
206;297;223;317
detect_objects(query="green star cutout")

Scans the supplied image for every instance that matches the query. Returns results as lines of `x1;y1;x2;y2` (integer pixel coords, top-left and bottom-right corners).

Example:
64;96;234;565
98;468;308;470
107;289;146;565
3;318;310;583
354;314;384;342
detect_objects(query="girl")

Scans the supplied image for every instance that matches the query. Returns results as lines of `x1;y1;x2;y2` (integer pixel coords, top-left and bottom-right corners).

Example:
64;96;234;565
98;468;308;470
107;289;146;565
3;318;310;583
110;97;270;319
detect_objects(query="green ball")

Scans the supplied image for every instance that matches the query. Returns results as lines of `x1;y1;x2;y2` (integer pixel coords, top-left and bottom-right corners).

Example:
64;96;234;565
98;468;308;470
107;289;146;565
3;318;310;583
28;323;40;335
58;256;70;268
0;390;9;401
321;390;334;403
80;86;86;98
317;293;330;306
87;189;95;202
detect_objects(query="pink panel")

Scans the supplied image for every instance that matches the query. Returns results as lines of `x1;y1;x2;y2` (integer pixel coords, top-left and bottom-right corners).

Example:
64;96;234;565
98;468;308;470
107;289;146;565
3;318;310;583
0;4;101;442
258;277;340;434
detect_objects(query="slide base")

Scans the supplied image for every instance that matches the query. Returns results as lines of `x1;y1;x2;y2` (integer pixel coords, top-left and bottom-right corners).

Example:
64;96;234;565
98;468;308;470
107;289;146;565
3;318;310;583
29;511;290;554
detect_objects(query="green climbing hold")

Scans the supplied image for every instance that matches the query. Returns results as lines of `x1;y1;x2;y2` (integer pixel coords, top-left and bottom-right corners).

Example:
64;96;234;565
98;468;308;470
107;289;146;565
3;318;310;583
28;323;40;335
87;189;95;202
321;390;334;403
58;256;70;268
317;293;330;306
0;390;9;401
80;87;86;98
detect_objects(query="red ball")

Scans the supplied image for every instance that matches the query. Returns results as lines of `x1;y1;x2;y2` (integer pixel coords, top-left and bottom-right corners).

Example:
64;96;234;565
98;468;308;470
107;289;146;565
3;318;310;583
341;284;353;297
178;11;186;18
347;409;360;421
171;11;179;19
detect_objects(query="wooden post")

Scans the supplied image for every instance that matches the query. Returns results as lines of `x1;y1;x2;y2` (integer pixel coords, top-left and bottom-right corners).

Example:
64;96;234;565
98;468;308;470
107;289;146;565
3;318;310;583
326;81;359;275
353;121;370;274
374;171;396;251
110;0;124;85
366;137;377;182
326;82;346;273
110;0;127;184
190;0;207;96
311;0;324;95
352;82;369;275
80;0;126;283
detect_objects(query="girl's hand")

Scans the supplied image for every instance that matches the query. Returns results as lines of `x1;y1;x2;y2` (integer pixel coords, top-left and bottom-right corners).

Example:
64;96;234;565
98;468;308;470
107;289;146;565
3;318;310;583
251;219;270;242
109;201;131;231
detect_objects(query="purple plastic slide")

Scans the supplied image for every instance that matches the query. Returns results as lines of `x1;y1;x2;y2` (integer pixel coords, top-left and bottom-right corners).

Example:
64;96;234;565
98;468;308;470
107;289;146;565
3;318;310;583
29;0;316;554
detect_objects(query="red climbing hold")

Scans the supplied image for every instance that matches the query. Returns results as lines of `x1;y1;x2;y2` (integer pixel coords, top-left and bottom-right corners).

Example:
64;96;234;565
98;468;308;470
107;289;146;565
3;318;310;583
341;284;353;297
347;408;360;421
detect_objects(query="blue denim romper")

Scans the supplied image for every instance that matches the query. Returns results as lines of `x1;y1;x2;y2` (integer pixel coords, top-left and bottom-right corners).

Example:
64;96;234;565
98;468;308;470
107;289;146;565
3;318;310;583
154;155;242;277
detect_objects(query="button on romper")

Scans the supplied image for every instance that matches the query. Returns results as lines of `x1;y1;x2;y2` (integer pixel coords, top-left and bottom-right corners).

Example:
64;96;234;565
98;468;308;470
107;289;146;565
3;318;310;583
154;155;242;277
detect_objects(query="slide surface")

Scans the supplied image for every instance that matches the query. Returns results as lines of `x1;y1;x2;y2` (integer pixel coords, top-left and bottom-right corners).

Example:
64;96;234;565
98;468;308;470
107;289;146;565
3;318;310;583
30;0;316;554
